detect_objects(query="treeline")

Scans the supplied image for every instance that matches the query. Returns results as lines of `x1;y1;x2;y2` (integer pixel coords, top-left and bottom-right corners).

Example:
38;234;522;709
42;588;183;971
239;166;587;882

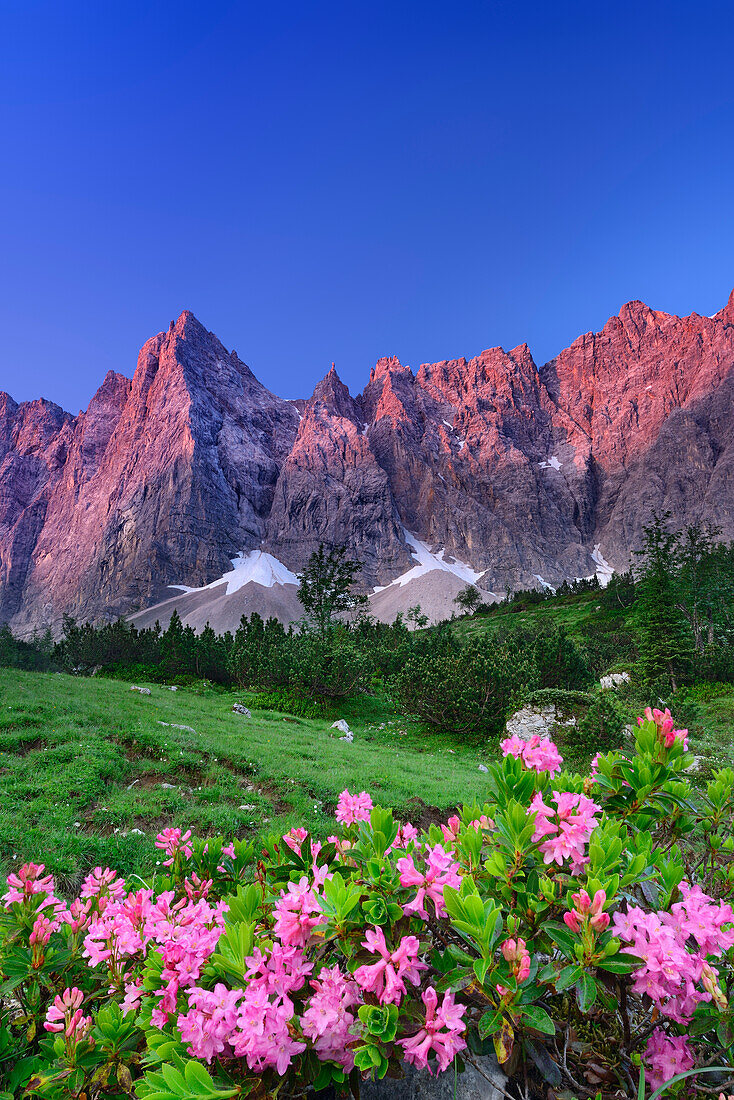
1;522;733;736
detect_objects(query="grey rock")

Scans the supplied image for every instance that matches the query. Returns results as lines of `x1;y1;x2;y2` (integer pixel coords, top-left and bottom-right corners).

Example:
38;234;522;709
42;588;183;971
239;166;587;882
130;685;151;695
331;719;351;734
232;703;252;717
360;1056;506;1100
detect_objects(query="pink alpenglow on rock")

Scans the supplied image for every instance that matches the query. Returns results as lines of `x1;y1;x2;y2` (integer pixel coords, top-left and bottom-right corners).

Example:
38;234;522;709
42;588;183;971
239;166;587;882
398;986;467;1073
501;733;563;776
335;789;373;825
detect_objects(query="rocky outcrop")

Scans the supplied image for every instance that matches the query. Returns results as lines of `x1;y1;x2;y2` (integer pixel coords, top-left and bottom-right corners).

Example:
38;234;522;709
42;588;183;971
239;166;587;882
3;290;734;635
265;366;410;587
6;312;299;635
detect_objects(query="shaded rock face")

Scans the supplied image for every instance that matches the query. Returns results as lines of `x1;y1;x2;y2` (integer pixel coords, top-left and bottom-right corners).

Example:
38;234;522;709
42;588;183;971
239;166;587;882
3;291;734;635
5;312;299;635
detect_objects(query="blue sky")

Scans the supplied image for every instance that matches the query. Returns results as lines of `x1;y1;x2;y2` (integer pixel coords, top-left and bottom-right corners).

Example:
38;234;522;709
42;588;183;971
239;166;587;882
2;0;734;410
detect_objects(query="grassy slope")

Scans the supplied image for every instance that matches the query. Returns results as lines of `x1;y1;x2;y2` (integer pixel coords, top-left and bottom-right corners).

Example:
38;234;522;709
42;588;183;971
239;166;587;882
0;669;496;886
452;588;630;643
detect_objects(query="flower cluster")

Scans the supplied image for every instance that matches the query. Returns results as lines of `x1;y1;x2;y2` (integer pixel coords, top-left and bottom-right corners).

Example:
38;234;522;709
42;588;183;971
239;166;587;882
613;882;734;1022
501;733;563;776
335;788;373;825
529;790;601;872
396;844;462;919
639;706;689;751
354;926;426;1004
643;1030;695;1091
563;889;609;933
398;987;467;1073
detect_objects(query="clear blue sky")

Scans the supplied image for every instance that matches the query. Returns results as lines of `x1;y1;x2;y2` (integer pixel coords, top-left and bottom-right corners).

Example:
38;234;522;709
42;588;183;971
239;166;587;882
2;0;734;411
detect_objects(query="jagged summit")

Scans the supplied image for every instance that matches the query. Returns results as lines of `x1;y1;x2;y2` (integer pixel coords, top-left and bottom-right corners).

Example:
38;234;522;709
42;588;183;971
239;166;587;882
3;286;734;635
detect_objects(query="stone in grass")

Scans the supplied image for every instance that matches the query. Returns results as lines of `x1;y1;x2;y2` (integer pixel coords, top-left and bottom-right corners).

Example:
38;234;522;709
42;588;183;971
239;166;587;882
599;671;631;690
130;685;152;695
361;1054;506;1100
478;764;488;773
331;719;351;734
157;721;197;734
232;703;252;717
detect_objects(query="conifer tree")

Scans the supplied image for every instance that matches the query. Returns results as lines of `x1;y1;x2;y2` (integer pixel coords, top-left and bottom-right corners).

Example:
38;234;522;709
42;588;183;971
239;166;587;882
633;514;694;693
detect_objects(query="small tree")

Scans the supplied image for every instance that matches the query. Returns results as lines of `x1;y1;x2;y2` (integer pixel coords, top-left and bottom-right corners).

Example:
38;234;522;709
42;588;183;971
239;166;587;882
297;545;367;639
633;514;694;693
454;585;483;616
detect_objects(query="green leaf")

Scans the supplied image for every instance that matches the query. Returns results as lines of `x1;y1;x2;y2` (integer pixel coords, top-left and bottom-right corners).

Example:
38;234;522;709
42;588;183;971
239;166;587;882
544;922;577;956
595;954;643;974
521;1005;556;1035
576;972;597;1012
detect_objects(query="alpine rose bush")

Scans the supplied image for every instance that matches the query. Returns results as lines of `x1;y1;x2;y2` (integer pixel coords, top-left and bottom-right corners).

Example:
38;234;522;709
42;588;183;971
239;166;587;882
2;712;734;1098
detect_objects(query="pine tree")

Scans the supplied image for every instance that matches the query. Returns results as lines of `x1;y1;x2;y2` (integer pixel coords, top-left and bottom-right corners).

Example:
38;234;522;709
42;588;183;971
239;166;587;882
633;515;694;693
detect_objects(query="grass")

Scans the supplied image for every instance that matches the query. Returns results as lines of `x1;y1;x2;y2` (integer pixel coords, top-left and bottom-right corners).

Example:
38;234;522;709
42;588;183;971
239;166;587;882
0;668;498;888
452;587;631;643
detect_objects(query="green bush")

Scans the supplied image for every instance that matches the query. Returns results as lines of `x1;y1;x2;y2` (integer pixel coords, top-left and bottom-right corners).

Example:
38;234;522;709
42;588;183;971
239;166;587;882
532;624;593;690
242;688;329;718
391;636;537;737
576;693;626;753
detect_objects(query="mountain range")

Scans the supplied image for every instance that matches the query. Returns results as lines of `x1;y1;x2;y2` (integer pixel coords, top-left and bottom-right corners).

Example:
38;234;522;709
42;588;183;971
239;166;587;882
3;289;734;636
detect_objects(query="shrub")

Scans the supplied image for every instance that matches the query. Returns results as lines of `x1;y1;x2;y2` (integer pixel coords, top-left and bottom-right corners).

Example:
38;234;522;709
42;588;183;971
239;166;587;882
576;693;626;753
532;624;593;690
3;709;734;1097
391;636;537;736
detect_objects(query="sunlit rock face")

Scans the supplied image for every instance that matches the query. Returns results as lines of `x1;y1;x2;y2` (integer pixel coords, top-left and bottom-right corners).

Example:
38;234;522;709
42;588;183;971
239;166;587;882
3;291;734;635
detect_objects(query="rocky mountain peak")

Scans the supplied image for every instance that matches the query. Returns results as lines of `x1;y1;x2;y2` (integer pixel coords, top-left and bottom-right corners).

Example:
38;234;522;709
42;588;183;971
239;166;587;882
4;288;734;636
308;365;359;421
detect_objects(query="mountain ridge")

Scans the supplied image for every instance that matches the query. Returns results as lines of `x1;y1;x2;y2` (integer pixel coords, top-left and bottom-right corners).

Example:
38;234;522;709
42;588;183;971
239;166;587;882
3;290;734;635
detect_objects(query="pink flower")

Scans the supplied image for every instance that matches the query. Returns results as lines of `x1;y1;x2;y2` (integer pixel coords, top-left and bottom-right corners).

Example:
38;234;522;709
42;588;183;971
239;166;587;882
272;877;322;948
80;867;126;906
397;845;462;920
640;707;689;751
335;789;373;825
613;885;734;1023
283;827;308;855
501;733;563;776
302;965;361;1069
500;937;531;984
353;926;427;1004
398;987;467;1073
643;1030;695;1091
44;987;91;1041
529;791;601;871
2;862;60;912
177;983;243;1063
564;889;609;933
154;828;193;867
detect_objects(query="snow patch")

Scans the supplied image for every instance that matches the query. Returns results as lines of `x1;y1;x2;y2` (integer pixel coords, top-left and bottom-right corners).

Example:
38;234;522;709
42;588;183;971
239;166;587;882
533;574;557;593
171;549;299;596
592;544;614;588
373;530;486;592
539;456;562;471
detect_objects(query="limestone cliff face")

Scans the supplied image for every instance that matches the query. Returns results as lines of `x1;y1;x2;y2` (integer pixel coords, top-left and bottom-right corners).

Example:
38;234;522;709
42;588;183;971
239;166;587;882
5;312;299;634
3;291;734;634
265;367;410;587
